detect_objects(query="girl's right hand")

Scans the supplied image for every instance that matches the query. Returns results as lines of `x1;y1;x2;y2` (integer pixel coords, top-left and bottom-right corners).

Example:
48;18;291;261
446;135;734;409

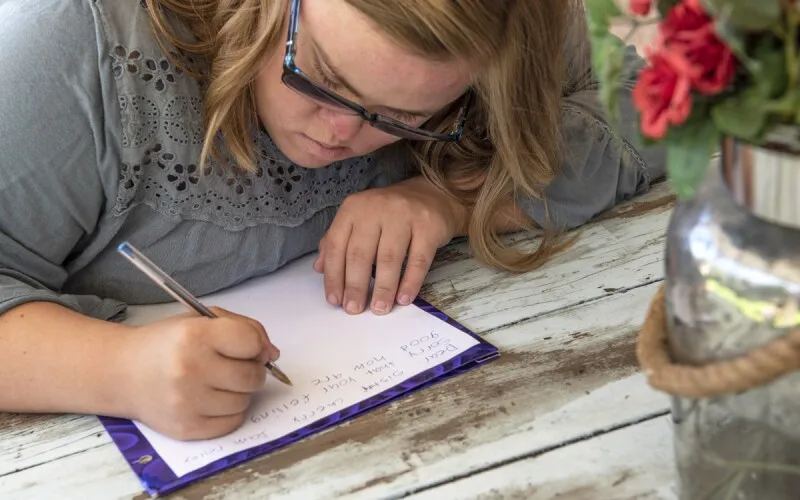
122;307;279;440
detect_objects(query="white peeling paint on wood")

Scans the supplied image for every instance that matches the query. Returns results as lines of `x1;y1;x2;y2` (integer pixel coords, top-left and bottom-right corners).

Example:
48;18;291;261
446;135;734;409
411;415;678;500
421;183;674;333
0;413;109;476
0;442;143;500
0;182;676;499
0;283;671;500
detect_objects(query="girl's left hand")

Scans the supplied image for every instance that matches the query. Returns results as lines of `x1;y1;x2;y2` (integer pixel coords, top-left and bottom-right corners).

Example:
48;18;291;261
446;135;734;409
313;176;466;315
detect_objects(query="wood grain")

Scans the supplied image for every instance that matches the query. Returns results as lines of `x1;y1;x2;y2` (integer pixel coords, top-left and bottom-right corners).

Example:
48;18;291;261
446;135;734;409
410;415;677;500
0;182;675;499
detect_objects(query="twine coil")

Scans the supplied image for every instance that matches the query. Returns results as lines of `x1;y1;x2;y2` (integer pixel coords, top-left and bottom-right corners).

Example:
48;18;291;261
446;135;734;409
636;285;800;398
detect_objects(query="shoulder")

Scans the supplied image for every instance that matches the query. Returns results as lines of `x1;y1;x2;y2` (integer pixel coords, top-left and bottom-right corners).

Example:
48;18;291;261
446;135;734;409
0;0;123;210
0;0;104;53
0;0;106;159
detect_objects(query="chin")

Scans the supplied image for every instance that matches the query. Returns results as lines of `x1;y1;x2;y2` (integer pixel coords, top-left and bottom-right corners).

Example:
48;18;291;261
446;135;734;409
282;150;332;169
272;130;360;169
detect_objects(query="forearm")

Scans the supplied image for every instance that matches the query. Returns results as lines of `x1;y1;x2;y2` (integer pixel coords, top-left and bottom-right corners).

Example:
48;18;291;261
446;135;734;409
0;301;136;417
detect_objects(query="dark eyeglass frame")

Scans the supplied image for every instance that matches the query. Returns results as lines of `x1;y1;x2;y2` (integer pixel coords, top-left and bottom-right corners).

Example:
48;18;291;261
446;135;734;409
280;0;472;142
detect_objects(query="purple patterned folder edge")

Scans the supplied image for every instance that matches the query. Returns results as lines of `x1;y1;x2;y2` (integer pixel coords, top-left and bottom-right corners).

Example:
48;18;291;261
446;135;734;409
97;295;499;497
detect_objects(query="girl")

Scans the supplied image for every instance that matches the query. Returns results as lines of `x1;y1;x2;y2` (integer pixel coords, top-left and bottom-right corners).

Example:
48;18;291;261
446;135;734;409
0;0;664;440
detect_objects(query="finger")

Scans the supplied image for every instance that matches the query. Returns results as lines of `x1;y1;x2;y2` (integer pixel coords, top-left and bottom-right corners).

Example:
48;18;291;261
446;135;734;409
202;314;267;360
343;224;381;314
196;388;253;417
313;235;326;273
208;307;280;361
205;355;267;392
396;236;436;306
322;222;353;306
175;413;246;441
370;225;410;315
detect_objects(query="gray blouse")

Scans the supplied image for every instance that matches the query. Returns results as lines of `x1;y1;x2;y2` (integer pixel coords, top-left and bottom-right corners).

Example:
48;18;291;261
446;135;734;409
0;0;665;321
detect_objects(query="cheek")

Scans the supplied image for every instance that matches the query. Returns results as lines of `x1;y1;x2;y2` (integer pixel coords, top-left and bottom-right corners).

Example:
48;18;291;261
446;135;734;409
349;129;403;157
253;55;316;131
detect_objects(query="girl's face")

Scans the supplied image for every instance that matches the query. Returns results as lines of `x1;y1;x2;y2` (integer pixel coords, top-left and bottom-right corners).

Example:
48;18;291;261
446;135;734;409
254;0;474;169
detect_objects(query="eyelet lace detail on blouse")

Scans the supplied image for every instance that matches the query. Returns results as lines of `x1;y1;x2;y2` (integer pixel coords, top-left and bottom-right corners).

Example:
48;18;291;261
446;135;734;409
113;129;376;229
108;39;378;229
105;1;379;230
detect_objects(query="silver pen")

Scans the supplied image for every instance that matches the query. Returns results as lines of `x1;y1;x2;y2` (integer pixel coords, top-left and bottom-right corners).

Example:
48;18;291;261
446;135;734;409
117;241;292;386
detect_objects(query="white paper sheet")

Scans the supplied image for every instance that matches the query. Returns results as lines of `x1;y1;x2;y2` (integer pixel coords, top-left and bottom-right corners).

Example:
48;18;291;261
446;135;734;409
121;253;480;477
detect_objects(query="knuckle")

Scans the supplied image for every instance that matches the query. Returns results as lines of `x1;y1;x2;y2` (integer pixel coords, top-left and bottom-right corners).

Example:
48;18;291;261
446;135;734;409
346;245;373;264
324;237;346;257
407;251;433;269
376;248;402;266
395;196;414;212
372;282;396;296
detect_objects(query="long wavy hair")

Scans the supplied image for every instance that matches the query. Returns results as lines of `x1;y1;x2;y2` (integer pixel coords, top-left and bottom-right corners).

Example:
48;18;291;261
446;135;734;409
145;0;579;272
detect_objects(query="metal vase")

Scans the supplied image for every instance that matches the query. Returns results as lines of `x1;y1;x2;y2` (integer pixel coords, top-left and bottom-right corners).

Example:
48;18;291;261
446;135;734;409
663;132;800;499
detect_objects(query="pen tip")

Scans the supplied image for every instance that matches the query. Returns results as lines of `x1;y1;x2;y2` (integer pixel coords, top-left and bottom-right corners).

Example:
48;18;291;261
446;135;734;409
268;363;293;386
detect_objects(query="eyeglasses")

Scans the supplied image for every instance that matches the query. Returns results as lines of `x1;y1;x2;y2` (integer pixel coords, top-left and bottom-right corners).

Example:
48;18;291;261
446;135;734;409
280;0;471;142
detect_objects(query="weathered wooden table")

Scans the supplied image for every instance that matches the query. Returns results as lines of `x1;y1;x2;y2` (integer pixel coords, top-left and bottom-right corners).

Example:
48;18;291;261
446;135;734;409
0;181;679;499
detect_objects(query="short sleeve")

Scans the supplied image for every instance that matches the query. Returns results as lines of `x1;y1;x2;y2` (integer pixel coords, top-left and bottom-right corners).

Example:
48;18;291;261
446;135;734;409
520;12;667;230
0;0;125;318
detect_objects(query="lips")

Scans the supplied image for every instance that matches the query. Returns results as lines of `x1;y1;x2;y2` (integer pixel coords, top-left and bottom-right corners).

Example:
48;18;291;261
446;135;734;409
306;136;344;150
296;133;350;163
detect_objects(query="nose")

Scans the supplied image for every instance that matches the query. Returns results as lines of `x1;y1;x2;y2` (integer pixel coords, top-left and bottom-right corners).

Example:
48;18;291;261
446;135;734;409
318;106;363;142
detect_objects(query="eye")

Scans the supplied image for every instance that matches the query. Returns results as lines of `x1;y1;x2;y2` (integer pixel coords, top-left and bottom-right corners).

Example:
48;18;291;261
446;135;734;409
313;61;340;90
392;112;417;124
389;111;424;125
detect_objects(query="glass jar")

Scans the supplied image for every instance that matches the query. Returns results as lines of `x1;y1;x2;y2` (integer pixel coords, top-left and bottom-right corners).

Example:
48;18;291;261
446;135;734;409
664;131;800;499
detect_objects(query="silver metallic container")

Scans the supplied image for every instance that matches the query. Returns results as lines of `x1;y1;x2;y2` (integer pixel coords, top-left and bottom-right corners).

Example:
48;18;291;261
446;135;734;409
664;132;800;499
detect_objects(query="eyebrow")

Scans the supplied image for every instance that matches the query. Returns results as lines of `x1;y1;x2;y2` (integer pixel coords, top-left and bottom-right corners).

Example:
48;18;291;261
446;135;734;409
311;40;439;118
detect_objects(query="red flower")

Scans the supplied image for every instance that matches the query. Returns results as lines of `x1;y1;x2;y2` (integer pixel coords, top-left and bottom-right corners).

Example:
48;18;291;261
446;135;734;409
629;0;652;16
659;0;712;42
657;0;736;95
633;52;693;139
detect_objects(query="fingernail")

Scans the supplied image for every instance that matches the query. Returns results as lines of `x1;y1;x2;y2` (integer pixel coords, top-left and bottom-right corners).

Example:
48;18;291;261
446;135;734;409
270;348;280;362
398;294;411;305
346;300;360;314
327;294;339;305
372;300;388;314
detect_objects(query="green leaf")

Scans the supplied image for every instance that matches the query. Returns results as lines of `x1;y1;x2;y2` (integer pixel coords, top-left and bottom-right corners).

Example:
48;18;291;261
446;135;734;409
710;89;769;140
589;34;626;124
657;0;681;18
704;0;781;31
664;117;720;199
752;37;788;98
712;19;760;74
586;0;622;34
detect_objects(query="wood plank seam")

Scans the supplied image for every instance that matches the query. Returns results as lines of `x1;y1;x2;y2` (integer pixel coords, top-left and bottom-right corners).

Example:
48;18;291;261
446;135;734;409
479;277;665;336
0;441;108;479
398;408;671;498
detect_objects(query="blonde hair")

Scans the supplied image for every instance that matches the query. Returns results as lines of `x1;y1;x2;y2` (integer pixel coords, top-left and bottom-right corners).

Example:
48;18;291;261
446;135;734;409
145;0;578;272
